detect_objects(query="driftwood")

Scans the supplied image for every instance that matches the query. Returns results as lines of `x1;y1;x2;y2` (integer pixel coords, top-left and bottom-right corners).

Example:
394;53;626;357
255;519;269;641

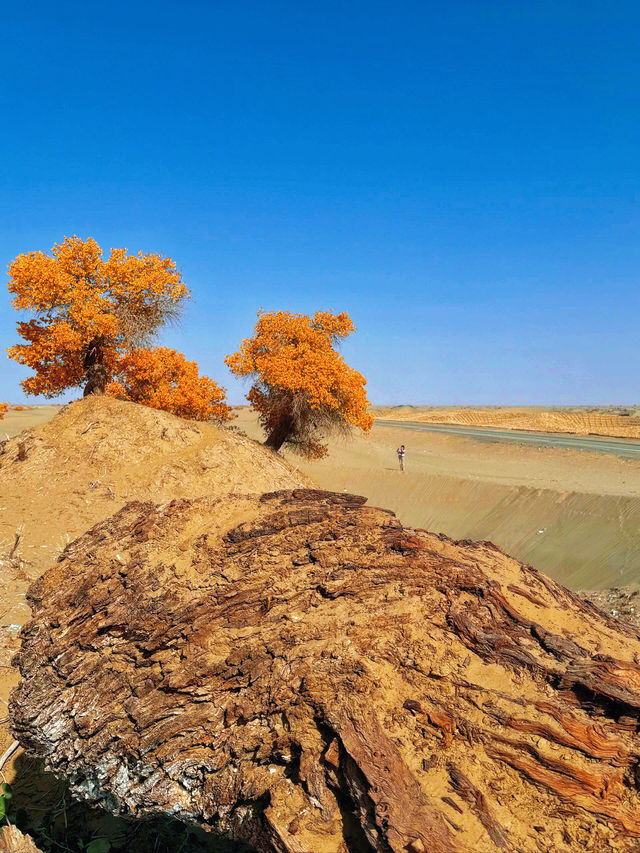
10;488;640;852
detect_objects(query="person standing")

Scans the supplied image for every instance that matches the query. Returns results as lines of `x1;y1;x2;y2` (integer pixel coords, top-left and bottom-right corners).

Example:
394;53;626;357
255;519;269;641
396;444;406;472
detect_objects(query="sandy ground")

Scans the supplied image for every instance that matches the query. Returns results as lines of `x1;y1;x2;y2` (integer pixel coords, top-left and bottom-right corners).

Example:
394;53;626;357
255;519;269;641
1;405;61;438
373;405;640;439
7;404;639;591
2;402;639;847
234;410;640;592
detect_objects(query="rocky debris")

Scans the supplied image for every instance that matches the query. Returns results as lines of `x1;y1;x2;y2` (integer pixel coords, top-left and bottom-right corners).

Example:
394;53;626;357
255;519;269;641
10;488;640;852
581;586;640;630
0;826;42;853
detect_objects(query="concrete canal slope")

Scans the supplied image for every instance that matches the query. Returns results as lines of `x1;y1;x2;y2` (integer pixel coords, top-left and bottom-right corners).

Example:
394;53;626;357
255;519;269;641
236;411;640;589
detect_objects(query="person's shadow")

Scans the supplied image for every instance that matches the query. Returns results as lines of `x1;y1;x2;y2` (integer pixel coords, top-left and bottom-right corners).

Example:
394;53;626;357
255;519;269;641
6;752;255;853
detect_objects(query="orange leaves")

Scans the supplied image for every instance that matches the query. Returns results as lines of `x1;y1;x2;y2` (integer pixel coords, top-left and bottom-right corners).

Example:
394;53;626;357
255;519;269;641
6;236;189;397
0;403;7;420
225;309;372;456
107;347;233;423
6;238;371;446
225;309;371;421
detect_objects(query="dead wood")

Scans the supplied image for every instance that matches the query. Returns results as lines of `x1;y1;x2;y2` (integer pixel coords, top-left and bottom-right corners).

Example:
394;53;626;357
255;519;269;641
10;488;640;852
0;826;42;853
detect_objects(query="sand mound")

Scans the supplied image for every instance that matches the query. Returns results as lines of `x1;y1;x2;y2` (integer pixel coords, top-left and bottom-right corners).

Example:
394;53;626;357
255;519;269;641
0;396;308;579
12;488;640;852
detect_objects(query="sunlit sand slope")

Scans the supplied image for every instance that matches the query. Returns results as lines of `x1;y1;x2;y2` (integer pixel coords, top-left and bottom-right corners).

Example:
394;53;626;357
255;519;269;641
235;411;640;590
374;406;640;439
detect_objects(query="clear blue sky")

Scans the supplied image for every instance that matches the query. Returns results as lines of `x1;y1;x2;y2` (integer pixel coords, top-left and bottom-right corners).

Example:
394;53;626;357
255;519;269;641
1;0;638;405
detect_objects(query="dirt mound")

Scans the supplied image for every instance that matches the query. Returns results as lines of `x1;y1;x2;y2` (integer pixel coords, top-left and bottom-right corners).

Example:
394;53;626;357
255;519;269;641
0;395;309;579
12;488;640;852
0;397;309;780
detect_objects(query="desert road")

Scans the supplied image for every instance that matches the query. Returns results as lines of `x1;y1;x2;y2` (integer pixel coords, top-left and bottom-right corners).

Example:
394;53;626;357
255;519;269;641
374;420;640;459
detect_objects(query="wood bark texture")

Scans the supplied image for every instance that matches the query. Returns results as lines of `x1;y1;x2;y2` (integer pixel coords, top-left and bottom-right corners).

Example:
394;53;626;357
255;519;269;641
0;826;43;853
10;489;640;853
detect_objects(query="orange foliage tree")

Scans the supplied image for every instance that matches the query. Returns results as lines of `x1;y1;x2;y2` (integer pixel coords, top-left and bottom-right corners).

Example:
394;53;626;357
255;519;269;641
225;310;373;457
107;347;233;423
7;236;188;398
0;403;7;420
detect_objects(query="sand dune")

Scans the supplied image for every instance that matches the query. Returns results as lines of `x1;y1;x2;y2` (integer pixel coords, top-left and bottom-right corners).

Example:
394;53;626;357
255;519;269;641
373;405;640;439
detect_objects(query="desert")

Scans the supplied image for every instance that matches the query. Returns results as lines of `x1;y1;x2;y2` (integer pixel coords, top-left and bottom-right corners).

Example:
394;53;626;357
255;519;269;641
2;399;640;850
2;6;639;851
372;406;640;440
8;403;640;591
234;409;640;591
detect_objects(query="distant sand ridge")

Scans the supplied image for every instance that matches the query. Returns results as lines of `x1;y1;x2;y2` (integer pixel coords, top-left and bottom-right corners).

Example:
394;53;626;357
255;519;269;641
373;406;640;439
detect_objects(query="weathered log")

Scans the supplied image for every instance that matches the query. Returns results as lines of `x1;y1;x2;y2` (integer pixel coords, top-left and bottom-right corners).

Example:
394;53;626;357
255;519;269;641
10;488;640;852
0;826;42;853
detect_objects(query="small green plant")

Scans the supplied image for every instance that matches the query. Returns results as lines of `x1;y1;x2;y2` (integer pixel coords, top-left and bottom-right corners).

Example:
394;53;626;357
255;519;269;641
0;782;12;821
86;840;111;853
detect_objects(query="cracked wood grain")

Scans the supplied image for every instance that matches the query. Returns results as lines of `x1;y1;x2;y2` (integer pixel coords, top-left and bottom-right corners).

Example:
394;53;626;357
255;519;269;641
10;489;640;852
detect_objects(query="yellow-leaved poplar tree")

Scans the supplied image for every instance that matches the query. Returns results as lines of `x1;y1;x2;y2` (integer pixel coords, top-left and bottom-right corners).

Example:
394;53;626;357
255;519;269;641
225;310;372;457
7;236;189;397
107;347;233;423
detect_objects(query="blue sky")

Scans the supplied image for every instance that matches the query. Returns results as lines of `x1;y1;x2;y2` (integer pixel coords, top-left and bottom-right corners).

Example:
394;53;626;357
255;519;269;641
1;0;638;405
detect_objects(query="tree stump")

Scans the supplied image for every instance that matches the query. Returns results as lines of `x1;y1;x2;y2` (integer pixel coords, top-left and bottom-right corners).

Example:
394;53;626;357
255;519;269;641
10;489;640;852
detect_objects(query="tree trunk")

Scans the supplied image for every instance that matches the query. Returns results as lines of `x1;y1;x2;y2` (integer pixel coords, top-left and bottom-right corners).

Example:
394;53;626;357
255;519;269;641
264;414;294;452
12;488;640;853
83;338;107;396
